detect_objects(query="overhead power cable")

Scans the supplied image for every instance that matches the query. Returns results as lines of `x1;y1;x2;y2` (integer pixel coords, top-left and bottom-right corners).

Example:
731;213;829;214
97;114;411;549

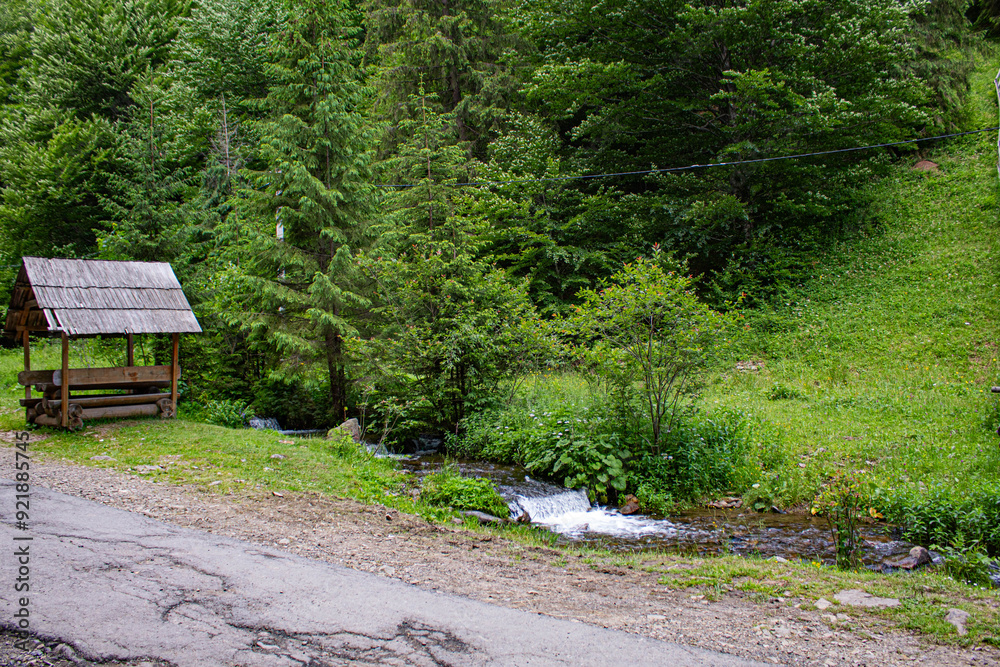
374;126;1000;189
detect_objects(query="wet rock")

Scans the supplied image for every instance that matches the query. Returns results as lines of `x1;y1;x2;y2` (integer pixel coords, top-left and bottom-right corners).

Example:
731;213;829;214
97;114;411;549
834;589;900;608
707;496;742;509
329;418;362;443
460;510;507;525
407;434;444;456
946;608;969;636
620;494;640;515
770;505;785;514
885;546;932;570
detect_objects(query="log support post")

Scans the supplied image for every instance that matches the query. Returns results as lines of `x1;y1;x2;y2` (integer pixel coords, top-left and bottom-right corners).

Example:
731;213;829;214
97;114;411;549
60;332;69;429
126;333;134;367
22;330;30;403
170;333;179;418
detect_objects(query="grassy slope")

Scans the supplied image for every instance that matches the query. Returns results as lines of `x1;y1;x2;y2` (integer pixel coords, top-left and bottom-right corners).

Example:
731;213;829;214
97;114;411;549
705;59;1000;512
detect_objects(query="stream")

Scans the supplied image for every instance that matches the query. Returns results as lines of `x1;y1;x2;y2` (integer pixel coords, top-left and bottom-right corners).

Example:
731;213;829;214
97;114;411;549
400;456;914;566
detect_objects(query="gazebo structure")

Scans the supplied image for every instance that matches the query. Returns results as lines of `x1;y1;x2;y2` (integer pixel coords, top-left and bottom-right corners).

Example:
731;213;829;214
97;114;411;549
4;257;202;428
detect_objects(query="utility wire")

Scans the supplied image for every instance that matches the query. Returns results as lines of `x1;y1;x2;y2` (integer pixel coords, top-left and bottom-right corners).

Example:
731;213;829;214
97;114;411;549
375;126;1000;189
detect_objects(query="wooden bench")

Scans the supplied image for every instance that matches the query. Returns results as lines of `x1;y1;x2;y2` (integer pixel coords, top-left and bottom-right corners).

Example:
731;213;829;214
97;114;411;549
17;365;179;427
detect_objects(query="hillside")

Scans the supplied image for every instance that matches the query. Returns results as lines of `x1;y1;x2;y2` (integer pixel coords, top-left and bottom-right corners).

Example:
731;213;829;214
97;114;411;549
704;58;1000;547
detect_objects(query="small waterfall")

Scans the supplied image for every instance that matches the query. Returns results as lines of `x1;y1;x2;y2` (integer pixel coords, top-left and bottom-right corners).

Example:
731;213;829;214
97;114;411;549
510;488;682;539
248;416;326;437
249;416;282;431
511;489;592;521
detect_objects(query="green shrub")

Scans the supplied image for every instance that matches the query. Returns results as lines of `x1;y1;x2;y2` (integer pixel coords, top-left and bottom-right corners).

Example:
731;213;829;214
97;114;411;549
420;467;510;517
767;383;804;401
933;535;994;587
452;401;631;502
881;482;1000;555
632;409;763;503
571;255;735;452
201;399;253;429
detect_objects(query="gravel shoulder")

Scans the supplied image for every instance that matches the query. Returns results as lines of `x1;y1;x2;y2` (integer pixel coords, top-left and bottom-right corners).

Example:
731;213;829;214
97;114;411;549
5;441;999;667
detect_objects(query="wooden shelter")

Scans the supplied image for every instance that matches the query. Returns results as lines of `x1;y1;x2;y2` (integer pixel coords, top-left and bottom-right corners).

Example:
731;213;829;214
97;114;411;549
4;257;202;428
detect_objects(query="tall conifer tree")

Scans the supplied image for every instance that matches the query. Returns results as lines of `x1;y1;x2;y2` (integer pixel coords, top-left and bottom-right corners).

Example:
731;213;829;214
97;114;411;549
216;0;373;422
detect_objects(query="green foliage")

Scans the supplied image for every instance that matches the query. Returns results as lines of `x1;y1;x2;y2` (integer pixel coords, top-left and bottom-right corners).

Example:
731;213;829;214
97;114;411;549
199;398;253;429
767;383;804;401
572;254;735;451
933;535;995;587
420;466;510;517
211;0;374;422
632;409;765;506
811;472;868;569
360;219;556;434
520;0;935;295
881;482;1000;556
251;376;331;431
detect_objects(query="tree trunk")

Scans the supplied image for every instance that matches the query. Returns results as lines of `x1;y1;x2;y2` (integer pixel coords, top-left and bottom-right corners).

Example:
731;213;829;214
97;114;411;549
325;328;346;424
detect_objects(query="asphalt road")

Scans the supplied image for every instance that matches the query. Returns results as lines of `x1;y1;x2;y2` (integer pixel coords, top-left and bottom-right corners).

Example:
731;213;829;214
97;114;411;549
0;479;765;666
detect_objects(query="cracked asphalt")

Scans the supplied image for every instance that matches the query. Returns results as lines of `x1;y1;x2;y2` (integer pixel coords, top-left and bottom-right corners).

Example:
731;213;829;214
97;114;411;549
0;480;764;666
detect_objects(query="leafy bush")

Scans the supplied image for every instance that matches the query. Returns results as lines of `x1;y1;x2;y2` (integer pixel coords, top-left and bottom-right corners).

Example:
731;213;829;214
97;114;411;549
571;255;735;452
632;409;764;505
201;399;253;429
767;383;804;401
420;467;510;517
880;482;1000;555
811;472;867;569
932;536;994;587
456;402;630;502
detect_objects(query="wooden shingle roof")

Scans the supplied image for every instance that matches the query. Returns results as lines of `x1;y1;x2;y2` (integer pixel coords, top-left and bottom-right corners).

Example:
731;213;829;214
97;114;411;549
4;257;202;337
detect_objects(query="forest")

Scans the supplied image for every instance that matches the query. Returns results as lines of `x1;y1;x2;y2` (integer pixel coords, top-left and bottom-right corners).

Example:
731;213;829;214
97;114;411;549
2;0;999;519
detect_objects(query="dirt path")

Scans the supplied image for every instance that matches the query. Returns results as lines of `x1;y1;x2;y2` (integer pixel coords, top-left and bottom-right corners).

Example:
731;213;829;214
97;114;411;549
9;455;998;667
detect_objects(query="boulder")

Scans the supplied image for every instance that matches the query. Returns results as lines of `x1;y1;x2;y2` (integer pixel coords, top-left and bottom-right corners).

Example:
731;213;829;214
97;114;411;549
946;608;969;636
884;546;932;570
329;418;362;443
707;496;742;509
620;494;641;515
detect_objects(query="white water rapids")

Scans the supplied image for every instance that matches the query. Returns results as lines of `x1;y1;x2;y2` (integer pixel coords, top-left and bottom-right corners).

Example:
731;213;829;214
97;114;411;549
510;489;683;539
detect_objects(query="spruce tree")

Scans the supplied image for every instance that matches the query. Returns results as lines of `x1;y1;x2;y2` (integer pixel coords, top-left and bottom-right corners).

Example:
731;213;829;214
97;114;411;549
215;0;374;423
